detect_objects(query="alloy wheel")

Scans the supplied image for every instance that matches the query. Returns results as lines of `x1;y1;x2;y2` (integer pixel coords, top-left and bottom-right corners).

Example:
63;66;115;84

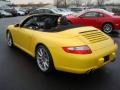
7;32;13;47
36;46;50;72
103;23;113;34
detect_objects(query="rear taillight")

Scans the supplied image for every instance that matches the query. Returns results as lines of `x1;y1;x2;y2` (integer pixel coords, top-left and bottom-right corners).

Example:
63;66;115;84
63;45;92;54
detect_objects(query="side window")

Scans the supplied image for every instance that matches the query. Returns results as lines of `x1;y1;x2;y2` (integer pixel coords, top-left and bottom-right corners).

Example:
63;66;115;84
21;16;38;29
35;10;39;14
99;13;104;17
45;9;53;14
31;10;39;14
82;12;100;18
39;9;44;13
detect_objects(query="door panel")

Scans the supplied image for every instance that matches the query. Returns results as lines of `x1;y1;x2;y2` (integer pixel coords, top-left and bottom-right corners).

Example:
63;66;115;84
12;27;33;52
78;12;102;28
13;16;39;52
77;18;86;25
82;17;98;27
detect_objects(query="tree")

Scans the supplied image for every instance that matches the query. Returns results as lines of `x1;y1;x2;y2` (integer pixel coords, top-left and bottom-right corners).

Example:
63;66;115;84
96;0;105;6
54;0;68;8
71;0;83;7
86;0;92;6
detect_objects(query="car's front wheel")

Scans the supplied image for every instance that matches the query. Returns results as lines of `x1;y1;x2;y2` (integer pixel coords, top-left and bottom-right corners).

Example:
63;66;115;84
35;45;54;73
7;32;14;47
102;23;113;34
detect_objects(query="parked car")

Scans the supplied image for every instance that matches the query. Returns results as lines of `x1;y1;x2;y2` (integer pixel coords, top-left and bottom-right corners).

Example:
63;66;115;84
15;8;26;16
26;8;37;14
66;9;120;33
57;8;74;15
69;7;86;12
16;10;25;16
29;8;71;16
0;13;2;18
0;10;12;17
20;8;29;15
6;14;117;74
4;9;18;16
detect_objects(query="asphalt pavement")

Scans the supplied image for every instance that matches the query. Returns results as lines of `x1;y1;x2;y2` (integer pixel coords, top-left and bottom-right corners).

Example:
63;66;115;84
0;16;120;90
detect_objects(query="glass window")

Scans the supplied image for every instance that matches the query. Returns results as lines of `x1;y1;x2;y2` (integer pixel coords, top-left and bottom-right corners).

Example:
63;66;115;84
21;16;38;29
31;10;39;14
39;9;44;13
82;12;100;18
44;9;53;14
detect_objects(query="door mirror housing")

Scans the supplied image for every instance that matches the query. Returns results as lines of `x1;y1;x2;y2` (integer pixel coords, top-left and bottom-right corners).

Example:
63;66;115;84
79;16;84;18
14;24;20;27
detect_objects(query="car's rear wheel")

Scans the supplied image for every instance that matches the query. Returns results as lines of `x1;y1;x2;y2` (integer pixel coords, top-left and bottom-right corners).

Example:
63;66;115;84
102;23;113;34
7;32;14;47
36;45;54;73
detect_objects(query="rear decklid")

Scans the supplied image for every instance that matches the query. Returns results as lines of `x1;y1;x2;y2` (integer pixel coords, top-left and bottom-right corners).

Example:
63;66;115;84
57;26;113;51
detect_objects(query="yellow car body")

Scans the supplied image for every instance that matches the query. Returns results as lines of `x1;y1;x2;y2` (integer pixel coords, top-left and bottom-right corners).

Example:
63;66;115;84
6;15;117;74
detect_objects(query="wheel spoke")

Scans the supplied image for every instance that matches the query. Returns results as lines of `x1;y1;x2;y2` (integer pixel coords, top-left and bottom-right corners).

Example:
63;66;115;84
43;62;49;70
37;55;42;60
38;49;43;56
45;62;49;67
37;51;42;57
44;57;49;62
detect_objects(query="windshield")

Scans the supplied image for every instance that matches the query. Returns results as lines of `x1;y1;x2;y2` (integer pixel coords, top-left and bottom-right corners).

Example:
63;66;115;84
66;9;72;12
51;8;61;13
58;9;66;12
58;9;68;12
58;9;72;12
70;8;82;12
75;10;86;17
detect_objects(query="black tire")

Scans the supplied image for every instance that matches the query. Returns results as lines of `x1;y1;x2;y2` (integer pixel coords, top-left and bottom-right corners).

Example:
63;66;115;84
0;15;5;18
35;45;54;73
67;20;72;25
102;23;113;34
6;31;14;48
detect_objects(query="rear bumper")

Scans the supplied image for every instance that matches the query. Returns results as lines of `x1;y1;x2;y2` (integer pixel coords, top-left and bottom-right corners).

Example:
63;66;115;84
56;52;116;74
51;44;117;74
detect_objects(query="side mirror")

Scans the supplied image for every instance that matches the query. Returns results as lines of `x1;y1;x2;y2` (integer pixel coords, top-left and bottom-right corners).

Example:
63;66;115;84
79;16;83;18
99;14;104;17
14;24;20;27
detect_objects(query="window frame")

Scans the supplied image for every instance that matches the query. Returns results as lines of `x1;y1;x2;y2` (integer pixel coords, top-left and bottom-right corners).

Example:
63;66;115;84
80;11;104;18
20;16;38;30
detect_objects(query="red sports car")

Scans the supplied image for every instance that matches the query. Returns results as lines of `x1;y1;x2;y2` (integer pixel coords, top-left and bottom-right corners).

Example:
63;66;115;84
66;9;120;33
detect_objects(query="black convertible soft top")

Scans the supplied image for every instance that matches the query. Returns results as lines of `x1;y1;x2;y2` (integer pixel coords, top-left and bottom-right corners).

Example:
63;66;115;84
25;14;83;32
43;25;83;32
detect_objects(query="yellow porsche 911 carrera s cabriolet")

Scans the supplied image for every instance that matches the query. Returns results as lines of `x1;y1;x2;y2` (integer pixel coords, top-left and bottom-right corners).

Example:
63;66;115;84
6;14;117;74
